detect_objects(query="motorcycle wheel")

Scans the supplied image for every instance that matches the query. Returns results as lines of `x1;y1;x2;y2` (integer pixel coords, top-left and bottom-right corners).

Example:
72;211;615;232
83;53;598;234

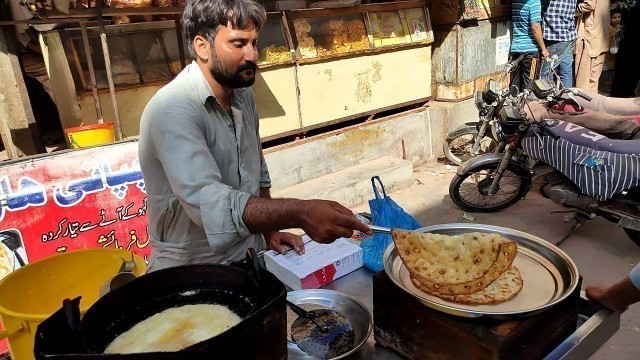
443;128;498;166
624;229;640;247
449;163;531;212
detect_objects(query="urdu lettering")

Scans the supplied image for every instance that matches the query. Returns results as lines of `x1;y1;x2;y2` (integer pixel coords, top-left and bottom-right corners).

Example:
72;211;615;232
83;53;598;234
0;176;47;221
53;158;144;207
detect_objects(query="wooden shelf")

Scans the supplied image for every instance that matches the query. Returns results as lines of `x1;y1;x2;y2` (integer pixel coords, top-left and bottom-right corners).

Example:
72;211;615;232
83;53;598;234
46;6;184;19
288;0;425;17
295;41;432;64
258;59;297;70
77;79;171;97
0;1;426;24
62;19;176;37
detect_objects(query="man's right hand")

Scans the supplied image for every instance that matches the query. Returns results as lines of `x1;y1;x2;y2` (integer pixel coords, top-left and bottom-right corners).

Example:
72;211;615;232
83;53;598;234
541;48;549;60
298;200;372;243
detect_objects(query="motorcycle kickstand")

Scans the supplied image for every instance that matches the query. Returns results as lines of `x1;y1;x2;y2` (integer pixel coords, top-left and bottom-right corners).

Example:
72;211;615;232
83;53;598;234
553;211;592;246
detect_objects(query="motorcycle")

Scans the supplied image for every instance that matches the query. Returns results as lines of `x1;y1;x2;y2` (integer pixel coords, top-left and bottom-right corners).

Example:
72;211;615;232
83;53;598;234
441;55;528;165
441;55;630;165
448;78;640;246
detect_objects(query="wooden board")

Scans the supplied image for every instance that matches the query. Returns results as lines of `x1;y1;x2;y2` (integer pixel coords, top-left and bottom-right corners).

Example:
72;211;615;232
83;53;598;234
40;32;83;129
252;65;302;139
428;0;511;25
296;46;431;128
373;271;581;360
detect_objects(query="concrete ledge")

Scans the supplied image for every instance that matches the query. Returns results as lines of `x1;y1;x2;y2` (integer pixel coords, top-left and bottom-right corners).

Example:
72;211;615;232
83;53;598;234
264;99;473;192
273;155;414;208
265;107;445;191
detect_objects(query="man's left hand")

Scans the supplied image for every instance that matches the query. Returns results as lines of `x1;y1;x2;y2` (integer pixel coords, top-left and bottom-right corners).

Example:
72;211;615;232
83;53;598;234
586;283;629;313
265;231;305;255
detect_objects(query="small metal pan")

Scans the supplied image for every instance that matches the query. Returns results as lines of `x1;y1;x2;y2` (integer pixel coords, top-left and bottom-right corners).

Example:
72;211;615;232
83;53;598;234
382;223;580;319
286;289;373;359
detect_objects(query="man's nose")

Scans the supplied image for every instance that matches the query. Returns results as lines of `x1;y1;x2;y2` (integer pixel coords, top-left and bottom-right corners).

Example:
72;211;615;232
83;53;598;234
244;45;258;62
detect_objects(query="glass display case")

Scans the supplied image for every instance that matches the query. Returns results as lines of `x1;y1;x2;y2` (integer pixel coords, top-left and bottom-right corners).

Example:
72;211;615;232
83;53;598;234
292;13;371;59
369;11;408;48
288;3;432;59
402;7;432;43
368;7;433;48
258;15;293;65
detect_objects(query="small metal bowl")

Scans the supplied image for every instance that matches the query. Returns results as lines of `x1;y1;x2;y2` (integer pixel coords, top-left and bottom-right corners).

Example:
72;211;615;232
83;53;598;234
287;289;373;360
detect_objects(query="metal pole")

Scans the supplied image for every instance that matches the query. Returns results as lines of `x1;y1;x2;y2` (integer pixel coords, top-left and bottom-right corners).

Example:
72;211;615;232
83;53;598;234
80;21;103;122
174;18;186;69
98;13;124;140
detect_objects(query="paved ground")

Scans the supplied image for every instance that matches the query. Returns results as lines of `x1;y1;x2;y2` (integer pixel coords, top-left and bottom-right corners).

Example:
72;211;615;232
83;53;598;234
351;161;640;360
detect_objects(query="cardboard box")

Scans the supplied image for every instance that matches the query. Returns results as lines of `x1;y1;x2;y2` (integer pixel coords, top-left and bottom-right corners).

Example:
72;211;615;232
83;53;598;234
264;236;363;290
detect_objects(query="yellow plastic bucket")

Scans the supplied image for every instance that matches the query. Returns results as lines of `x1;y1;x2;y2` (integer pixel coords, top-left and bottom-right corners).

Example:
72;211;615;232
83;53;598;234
0;249;146;360
64;122;115;149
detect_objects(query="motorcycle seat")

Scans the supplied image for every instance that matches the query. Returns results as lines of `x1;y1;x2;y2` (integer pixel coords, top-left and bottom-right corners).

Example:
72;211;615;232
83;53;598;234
544;120;640;155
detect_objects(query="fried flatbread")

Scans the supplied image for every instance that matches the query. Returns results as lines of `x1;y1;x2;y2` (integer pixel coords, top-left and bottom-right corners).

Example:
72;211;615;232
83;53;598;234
411;266;524;305
0;243;14;280
392;229;517;295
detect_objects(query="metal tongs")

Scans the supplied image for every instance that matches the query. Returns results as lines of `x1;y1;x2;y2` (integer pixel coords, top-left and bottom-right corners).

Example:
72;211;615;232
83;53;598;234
369;225;392;234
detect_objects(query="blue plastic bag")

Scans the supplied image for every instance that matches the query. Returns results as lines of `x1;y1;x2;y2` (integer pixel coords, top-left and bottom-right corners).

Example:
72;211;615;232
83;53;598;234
361;176;422;272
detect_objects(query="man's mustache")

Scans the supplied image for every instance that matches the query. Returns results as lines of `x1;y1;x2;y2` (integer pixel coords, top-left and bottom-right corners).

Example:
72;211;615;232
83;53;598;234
237;61;257;73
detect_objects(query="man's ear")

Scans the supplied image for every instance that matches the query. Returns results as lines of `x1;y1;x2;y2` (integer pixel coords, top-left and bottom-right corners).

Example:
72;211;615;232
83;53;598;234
193;35;211;61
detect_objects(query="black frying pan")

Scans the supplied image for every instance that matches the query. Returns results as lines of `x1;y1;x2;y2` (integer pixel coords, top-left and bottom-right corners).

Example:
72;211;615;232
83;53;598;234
79;254;262;354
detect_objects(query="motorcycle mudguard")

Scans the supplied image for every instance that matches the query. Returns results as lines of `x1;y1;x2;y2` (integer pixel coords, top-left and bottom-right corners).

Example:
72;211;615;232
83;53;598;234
446;125;478;140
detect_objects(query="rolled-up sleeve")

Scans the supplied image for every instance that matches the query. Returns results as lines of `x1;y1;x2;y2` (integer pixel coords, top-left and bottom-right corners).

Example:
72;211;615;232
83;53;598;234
248;89;271;189
529;0;542;24
630;263;640;290
148;97;252;249
259;143;271;189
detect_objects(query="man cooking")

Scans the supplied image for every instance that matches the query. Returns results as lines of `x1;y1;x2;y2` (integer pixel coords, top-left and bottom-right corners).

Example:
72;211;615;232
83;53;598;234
138;0;372;271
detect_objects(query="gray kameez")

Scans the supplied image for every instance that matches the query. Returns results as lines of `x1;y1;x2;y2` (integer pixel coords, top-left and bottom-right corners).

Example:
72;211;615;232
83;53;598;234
138;62;270;271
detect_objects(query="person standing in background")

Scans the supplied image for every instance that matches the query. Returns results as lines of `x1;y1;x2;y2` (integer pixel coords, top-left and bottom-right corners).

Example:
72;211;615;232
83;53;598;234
540;0;578;88
510;0;549;91
575;0;611;91
600;7;623;93
611;2;639;97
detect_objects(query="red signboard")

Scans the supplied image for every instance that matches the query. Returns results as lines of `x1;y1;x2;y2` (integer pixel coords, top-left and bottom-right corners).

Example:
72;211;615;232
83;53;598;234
0;140;151;354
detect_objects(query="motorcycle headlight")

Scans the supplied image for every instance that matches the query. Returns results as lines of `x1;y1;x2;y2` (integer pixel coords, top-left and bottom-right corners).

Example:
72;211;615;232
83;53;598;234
482;80;500;103
474;90;484;111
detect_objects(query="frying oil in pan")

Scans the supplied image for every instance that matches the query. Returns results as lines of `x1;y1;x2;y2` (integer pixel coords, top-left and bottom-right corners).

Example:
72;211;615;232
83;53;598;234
103;288;256;354
104;304;241;354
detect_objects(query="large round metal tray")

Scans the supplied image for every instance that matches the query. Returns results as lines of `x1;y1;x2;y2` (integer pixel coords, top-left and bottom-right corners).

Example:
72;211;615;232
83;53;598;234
286;289;373;359
383;223;579;319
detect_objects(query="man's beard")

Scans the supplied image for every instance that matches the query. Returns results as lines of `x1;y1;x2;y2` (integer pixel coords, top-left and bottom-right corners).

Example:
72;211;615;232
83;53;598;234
210;51;258;88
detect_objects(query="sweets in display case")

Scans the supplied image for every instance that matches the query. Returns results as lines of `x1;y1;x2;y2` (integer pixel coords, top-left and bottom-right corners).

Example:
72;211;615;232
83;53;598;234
295;15;370;59
294;18;318;58
256;16;294;64
259;45;292;64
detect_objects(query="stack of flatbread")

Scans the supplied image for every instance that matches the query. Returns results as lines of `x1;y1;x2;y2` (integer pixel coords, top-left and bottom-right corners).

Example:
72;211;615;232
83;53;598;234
392;229;523;305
